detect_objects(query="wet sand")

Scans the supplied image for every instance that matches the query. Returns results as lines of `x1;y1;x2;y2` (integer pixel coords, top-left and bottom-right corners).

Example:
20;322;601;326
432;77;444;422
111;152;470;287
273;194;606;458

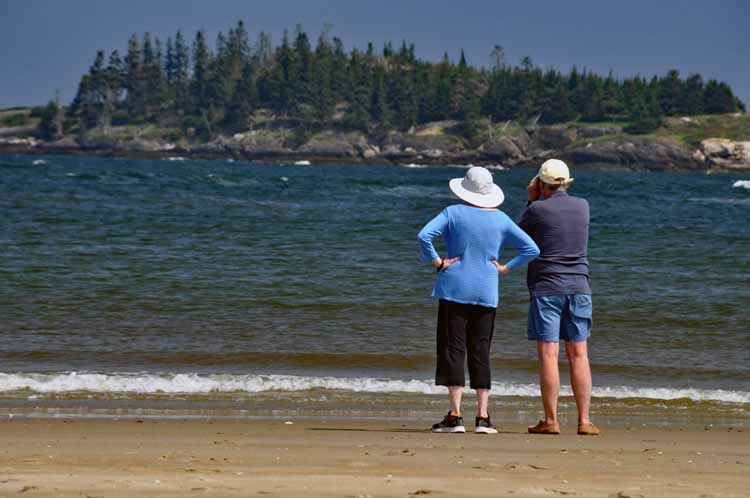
0;418;748;497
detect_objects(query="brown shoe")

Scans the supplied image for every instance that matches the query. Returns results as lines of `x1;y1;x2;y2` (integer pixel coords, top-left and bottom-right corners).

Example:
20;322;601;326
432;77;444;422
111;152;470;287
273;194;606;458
577;422;601;435
528;420;560;435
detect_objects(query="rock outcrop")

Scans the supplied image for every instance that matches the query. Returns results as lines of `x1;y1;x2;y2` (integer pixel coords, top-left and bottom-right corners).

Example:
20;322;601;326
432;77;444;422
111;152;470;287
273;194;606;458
297;132;364;158
694;138;750;170
566;138;703;170
2;116;747;171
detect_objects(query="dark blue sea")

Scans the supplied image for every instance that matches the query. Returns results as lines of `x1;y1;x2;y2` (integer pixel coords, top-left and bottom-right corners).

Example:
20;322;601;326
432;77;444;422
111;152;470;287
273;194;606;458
1;155;748;425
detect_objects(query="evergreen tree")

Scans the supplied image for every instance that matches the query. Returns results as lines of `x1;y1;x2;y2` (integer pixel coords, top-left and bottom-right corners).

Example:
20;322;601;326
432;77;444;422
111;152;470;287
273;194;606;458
226;20;250;81
66;21;746;139
267;31;297;115
38;93;65;140
370;66;392;129
124;34;145;119
173;30;190;111
103;50;124;125
452;50;480;120
658;69;683;116
191;30;211;113
345;49;371;131
309;31;335;124
703;80;739;114
292;26;313;111
430;54;453;121
681;74;704;115
143;34;166;119
224;62;257;131
330;37;349;99
254;31;274;66
625;85;663;134
539;71;574;124
165;37;176;86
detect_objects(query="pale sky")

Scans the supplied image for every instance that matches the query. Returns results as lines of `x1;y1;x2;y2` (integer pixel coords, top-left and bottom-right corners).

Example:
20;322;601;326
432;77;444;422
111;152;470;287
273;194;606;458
1;0;748;108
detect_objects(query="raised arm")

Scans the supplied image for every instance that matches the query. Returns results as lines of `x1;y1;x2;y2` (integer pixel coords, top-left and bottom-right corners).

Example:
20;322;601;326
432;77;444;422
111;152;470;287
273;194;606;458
417;209;449;263
491;218;540;275
503;222;540;270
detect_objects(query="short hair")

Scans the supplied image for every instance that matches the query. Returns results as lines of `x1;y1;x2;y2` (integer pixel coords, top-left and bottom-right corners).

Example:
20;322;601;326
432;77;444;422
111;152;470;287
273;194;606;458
545;182;568;192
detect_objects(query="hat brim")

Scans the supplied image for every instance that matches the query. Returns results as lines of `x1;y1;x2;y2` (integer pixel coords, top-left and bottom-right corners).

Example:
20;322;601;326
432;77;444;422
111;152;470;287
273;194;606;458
449;178;505;208
540;176;574;186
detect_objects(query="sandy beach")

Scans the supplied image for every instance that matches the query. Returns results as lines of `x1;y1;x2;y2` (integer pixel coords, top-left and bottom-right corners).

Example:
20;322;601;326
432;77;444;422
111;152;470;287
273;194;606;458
0;418;748;498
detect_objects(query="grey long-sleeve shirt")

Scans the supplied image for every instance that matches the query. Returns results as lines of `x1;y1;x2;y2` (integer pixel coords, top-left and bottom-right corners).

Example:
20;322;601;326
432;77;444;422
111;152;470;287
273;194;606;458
518;190;592;296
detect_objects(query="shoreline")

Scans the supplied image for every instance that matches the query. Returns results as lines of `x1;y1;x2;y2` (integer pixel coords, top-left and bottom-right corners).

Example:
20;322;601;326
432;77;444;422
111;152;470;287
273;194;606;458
2;391;748;429
1;418;748;497
2;145;748;173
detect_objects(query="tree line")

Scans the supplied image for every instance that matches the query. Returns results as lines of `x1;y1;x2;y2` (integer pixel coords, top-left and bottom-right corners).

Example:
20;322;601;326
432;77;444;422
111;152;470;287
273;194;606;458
41;21;746;140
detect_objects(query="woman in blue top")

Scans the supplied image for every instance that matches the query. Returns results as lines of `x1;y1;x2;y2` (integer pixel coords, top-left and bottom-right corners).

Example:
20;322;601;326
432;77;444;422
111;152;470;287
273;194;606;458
418;166;539;434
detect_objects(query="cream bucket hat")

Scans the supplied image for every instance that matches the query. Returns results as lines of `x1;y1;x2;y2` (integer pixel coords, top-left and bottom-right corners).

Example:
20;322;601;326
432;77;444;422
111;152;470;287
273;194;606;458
449;166;505;208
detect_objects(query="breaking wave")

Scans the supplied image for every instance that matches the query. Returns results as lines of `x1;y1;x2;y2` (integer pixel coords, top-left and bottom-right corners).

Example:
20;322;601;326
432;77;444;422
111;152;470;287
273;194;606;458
1;372;748;404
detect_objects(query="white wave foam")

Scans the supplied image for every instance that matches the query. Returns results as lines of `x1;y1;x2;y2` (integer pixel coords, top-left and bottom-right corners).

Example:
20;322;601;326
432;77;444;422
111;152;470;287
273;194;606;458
165;156;186;161
1;372;748;404
32;159;48;165
688;197;750;206
733;180;750;189
294;160;311;165
401;163;428;169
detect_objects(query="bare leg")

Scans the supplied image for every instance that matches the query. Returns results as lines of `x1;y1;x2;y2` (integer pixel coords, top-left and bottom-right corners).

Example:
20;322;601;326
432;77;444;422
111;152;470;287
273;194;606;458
476;388;489;418
566;340;592;424
537;341;560;424
448;386;463;415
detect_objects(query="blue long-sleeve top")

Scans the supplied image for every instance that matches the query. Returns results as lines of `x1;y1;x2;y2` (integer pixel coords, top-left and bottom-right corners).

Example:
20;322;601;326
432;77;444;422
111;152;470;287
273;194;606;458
418;204;540;308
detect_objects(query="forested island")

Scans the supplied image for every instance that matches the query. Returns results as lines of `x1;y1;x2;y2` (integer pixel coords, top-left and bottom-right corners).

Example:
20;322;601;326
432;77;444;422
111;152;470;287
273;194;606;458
1;21;749;170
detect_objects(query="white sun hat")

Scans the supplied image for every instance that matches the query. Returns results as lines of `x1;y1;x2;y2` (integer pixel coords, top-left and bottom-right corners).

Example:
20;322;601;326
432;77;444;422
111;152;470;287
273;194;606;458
538;159;574;185
449;166;505;208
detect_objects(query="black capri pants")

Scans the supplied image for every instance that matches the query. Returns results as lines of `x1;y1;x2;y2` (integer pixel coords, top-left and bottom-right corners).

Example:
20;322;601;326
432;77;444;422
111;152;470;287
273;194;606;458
435;299;496;390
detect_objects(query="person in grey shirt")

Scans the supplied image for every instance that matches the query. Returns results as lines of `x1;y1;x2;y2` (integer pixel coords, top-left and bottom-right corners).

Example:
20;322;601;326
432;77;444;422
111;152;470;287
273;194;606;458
518;159;600;436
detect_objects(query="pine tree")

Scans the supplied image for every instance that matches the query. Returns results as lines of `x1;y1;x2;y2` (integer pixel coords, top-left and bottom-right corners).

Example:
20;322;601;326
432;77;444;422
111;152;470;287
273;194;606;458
370;66;392;129
38;93;65;140
345;49;371;131
267;31;297;115
292;26;313;112
254;31;274;66
224;62;257;131
143;34;166;119
453;50;480;121
625;84;663;134
658;69;683;116
226;20;250;82
430;54;453;121
61;21;747;139
208;31;234;118
330;37;349;101
309;31;335;125
103;50;124;125
681;74;704;115
703;80;738;114
124;34;145;119
173;30;190;111
191;30;211;114
539;70;574;124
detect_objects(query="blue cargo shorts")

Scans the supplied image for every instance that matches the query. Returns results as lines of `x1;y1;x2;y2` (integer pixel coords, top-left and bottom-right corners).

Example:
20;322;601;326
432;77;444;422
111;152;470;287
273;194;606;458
528;294;592;342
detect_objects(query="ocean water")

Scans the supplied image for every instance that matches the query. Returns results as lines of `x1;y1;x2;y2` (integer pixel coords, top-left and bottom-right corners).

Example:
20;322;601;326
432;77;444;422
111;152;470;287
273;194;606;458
1;155;749;425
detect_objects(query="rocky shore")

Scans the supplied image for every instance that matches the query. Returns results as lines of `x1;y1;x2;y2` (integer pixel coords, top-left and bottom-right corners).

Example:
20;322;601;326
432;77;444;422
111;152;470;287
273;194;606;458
2;114;749;172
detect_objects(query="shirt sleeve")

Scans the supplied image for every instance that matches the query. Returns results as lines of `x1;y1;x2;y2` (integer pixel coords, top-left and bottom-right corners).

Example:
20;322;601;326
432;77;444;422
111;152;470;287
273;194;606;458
502;220;540;270
417;209;449;262
518;204;535;235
